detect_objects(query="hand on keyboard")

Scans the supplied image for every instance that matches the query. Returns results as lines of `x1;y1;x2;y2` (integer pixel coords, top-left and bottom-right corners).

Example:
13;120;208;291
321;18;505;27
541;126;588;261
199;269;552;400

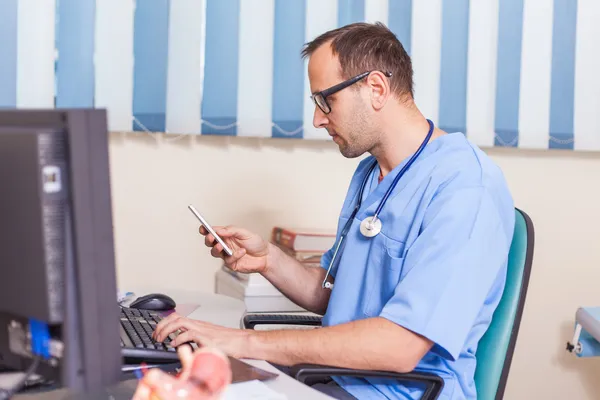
120;306;185;363
152;312;250;359
132;346;231;400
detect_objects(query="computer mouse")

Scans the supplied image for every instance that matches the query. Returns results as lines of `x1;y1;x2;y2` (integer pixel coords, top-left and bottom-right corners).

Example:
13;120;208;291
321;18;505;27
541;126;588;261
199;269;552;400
129;293;176;311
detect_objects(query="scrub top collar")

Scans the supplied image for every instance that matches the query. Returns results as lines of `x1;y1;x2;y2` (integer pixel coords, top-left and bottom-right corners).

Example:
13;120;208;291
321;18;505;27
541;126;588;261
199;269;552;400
357;132;459;220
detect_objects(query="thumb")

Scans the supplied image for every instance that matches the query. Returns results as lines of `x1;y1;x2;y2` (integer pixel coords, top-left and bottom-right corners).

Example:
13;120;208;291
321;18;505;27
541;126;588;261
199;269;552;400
216;226;249;240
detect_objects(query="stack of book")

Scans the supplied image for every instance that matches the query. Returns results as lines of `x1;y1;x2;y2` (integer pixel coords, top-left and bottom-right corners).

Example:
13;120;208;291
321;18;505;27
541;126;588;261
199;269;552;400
270;226;336;268
215;226;336;312
221;226;336;282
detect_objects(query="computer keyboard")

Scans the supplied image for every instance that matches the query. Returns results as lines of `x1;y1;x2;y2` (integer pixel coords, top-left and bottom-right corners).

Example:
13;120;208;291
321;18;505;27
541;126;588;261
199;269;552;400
119;306;180;363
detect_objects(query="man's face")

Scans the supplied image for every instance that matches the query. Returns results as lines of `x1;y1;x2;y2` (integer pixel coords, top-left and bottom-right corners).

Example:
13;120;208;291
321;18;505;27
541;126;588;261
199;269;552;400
307;44;378;158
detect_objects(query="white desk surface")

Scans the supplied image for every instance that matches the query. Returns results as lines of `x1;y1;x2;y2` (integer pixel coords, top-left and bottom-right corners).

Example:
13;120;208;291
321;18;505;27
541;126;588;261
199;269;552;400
240;359;333;400
0;292;333;399
182;292;333;399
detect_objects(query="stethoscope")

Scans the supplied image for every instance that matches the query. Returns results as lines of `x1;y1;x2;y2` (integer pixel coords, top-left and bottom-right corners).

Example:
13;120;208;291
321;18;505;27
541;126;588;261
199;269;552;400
322;119;435;290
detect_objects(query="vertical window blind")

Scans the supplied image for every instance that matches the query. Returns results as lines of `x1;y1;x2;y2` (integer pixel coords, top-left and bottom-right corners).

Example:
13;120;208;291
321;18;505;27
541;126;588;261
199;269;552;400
0;0;597;150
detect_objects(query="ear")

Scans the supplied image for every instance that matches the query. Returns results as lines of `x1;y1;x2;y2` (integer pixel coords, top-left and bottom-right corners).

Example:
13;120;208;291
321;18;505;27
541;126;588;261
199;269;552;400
366;71;391;111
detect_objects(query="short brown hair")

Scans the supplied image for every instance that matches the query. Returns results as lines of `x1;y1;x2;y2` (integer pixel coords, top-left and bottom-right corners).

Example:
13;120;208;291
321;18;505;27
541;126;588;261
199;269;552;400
301;22;413;100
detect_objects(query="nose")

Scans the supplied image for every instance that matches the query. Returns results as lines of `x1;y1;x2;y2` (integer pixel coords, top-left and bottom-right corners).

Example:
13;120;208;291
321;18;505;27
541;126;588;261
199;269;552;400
312;106;329;129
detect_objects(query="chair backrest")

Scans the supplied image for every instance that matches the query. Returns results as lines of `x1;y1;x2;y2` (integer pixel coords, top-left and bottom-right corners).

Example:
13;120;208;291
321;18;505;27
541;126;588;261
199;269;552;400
473;208;535;399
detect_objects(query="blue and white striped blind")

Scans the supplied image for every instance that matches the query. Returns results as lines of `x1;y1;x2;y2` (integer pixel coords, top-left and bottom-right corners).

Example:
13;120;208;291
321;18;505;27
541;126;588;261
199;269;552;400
0;0;599;150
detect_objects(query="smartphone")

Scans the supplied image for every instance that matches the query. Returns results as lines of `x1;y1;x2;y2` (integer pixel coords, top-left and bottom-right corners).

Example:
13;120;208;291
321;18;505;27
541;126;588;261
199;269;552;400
187;204;234;257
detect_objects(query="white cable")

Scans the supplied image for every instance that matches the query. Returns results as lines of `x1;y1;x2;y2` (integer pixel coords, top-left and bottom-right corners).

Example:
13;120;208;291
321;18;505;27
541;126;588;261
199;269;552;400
131;116;161;142
492;134;519;147
130;115;574;148
200;120;238;130
0;356;40;400
548;135;575;145
271;123;303;137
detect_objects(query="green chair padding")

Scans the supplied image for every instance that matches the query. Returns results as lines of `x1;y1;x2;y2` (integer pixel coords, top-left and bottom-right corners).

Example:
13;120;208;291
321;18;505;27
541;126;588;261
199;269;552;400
473;208;535;399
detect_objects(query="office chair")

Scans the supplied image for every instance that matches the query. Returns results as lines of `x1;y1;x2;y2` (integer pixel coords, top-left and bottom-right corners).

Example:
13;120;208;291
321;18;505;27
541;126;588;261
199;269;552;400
243;208;534;399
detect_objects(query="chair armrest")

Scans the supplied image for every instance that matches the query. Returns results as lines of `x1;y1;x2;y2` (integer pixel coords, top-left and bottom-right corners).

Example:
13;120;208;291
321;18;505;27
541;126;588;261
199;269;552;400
290;364;445;400
242;313;323;329
242;316;443;398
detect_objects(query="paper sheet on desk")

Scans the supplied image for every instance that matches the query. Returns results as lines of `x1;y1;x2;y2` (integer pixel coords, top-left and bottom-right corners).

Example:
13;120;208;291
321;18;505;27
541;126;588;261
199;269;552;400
222;380;287;399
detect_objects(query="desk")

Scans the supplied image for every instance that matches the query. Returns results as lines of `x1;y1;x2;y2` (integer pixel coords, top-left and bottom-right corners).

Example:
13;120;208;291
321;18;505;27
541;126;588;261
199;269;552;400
176;292;333;399
238;359;333;400
0;292;333;399
168;291;249;329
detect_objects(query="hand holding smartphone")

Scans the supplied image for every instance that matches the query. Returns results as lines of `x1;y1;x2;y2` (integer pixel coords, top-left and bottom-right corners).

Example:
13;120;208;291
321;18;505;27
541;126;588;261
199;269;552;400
188;204;234;257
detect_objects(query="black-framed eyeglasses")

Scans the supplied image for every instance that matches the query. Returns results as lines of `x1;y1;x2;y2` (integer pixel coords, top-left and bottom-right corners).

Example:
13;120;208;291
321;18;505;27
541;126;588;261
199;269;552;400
310;70;392;114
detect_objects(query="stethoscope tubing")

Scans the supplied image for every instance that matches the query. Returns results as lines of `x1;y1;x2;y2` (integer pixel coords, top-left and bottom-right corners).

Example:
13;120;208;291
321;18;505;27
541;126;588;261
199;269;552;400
321;119;435;290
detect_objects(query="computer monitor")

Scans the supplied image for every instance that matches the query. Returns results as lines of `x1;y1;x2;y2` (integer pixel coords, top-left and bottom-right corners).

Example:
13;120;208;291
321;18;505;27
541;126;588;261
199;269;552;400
0;109;122;395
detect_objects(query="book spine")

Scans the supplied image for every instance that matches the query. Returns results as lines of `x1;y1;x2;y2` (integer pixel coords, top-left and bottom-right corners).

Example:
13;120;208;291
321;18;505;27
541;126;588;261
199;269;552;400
271;227;297;249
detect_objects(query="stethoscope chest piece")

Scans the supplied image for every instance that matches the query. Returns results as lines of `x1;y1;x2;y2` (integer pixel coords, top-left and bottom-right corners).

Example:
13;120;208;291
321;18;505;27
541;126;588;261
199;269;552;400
360;216;382;237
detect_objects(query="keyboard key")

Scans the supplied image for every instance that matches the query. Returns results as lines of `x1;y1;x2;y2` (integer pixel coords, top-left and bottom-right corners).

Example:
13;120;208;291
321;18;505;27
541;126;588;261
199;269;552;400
119;325;134;348
128;336;144;348
132;322;145;333
142;324;155;338
119;306;182;359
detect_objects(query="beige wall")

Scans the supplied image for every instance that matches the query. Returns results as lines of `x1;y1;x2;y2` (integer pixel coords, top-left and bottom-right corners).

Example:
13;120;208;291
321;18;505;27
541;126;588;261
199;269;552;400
108;131;600;399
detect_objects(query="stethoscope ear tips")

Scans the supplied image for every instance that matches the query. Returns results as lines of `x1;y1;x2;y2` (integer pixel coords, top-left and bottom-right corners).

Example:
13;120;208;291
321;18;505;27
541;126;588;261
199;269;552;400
323;282;334;290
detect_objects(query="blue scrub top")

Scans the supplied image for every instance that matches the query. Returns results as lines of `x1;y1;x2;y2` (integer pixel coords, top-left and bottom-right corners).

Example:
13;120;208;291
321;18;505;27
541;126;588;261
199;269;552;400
321;132;515;400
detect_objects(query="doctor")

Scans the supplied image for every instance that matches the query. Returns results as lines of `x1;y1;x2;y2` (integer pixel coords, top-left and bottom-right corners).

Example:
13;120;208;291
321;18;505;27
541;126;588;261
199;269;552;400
154;22;515;400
